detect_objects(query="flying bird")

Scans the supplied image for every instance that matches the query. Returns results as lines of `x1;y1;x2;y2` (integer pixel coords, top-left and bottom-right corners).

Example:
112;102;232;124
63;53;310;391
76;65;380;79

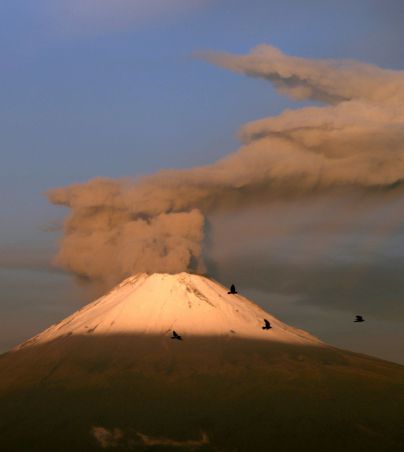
262;319;272;330
354;315;365;323
171;330;182;340
228;284;238;294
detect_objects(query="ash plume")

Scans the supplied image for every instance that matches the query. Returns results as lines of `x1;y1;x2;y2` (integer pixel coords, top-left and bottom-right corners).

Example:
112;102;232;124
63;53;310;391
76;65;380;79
47;45;404;288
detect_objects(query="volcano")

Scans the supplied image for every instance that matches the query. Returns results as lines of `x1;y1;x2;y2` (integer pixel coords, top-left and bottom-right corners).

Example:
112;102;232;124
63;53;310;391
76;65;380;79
15;273;321;348
0;273;403;451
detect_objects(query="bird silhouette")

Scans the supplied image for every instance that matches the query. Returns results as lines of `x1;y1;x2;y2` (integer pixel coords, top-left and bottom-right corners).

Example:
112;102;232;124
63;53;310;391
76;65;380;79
354;315;365;323
262;319;272;330
228;284;238;294
171;330;182;340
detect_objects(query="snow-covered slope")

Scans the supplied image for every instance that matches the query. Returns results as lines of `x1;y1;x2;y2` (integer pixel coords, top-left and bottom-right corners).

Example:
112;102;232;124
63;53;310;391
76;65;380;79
16;272;321;349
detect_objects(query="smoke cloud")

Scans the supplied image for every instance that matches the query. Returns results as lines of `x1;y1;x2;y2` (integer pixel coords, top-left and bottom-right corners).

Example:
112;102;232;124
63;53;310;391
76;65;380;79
48;45;404;288
48;178;205;287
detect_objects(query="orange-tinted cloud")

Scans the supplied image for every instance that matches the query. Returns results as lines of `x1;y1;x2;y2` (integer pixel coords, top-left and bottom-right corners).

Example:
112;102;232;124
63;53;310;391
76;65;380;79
48;45;404;287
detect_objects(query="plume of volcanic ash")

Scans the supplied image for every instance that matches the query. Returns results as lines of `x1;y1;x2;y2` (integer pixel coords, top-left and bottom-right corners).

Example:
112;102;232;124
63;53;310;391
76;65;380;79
48;45;404;288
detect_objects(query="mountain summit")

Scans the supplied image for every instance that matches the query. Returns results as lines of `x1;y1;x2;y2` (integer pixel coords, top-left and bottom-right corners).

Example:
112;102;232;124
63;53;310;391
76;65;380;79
17;272;320;350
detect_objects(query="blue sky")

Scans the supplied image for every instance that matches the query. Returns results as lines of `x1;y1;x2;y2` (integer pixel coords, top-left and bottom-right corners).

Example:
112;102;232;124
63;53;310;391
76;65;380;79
2;0;404;246
1;0;404;361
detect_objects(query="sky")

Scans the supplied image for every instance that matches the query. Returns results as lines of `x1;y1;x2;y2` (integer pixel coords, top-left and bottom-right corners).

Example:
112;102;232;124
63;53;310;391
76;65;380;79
1;0;404;364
